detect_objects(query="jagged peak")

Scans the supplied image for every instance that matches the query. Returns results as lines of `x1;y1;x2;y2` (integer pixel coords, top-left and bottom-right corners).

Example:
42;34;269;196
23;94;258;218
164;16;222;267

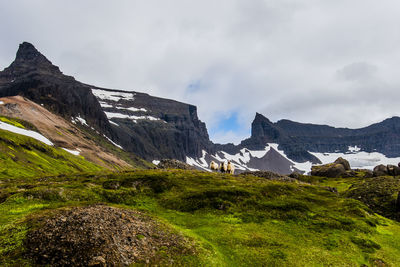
15;42;44;61
253;112;271;123
1;42;62;77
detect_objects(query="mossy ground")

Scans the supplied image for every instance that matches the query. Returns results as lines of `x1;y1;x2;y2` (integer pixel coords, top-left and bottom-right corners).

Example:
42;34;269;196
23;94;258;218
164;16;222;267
0;128;104;179
1;169;400;266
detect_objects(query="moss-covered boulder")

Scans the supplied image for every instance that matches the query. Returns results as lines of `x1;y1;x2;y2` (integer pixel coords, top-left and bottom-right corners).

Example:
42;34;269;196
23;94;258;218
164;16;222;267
311;163;346;178
334;157;351;171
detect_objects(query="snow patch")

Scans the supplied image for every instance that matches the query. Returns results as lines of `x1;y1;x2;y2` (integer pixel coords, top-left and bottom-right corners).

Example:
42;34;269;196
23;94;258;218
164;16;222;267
92;89;135;102
71;116;88;126
109;121;119;127
0;121;53;146
103;135;123;150
99;102;113;108
62;148;80;156
186;156;211;172
348;145;361;153
152;160;160;165
105;112;161;123
116;106;147;112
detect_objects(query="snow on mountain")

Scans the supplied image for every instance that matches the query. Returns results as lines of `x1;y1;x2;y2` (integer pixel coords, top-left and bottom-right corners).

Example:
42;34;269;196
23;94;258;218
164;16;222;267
186;143;400;174
91;88;135;102
0;121;53;146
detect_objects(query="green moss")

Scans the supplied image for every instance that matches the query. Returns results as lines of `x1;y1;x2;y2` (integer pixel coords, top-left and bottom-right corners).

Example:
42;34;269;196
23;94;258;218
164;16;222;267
1;169;400;266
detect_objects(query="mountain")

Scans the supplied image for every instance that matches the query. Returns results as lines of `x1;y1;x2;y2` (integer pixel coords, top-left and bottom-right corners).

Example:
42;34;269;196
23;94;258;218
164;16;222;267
191;113;400;174
2;42;400;175
0;42;213;164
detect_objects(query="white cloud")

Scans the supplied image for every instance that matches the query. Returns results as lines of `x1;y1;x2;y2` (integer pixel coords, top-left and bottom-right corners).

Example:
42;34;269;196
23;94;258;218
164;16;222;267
1;0;400;144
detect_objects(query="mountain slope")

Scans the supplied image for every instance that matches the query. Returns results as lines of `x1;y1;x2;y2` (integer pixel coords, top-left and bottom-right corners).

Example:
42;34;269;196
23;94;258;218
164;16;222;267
0;96;149;170
0;118;103;178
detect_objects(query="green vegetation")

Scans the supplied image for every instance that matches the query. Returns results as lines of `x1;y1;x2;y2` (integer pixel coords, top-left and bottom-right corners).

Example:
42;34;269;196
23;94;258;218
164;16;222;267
1;169;400;266
0;128;104;179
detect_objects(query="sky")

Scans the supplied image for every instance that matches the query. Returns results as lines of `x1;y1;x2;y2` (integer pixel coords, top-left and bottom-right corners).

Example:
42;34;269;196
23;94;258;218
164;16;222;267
1;0;400;144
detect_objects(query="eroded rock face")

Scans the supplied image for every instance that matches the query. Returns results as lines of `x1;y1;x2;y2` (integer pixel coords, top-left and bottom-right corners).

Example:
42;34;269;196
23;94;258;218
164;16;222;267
25;205;195;266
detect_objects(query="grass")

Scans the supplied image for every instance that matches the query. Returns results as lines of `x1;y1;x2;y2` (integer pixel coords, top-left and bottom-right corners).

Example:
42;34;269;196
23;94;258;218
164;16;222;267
1;169;400;266
0;127;104;179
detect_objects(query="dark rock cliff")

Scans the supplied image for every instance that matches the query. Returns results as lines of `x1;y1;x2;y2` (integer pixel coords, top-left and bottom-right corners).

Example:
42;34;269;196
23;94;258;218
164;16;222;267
92;87;214;161
0;42;113;137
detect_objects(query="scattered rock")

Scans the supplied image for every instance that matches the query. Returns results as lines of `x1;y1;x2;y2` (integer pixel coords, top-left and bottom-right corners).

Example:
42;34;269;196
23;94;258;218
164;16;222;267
25;205;195;266
157;159;196;170
373;165;388;177
334;157;351;171
373;164;400;177
387;165;400;176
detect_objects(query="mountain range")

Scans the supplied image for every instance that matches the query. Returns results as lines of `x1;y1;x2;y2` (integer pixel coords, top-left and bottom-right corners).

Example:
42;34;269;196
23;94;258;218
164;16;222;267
1;42;400;174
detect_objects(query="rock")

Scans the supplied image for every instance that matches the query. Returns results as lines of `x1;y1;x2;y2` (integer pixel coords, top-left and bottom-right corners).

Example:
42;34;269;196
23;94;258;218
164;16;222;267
289;172;301;179
311;163;346;178
387;165;400;176
334;157;351;171
157;159;196;170
373;164;388;177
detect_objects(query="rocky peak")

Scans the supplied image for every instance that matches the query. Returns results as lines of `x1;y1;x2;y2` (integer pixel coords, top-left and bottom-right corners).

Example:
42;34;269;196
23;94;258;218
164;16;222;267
1;42;62;79
251;113;280;140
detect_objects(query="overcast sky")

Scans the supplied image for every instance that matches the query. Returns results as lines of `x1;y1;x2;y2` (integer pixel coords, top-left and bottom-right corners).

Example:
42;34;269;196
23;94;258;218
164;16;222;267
1;0;400;144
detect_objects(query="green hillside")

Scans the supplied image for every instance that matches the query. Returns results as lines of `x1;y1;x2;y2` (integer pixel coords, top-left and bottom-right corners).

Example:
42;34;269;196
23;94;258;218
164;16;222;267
0;123;104;179
1;169;400;266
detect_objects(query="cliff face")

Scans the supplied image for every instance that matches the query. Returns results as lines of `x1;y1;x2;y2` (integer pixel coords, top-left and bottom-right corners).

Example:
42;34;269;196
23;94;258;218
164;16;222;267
91;87;213;161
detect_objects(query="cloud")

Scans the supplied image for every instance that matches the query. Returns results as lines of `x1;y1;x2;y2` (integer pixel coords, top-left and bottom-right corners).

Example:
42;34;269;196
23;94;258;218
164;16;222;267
1;0;400;143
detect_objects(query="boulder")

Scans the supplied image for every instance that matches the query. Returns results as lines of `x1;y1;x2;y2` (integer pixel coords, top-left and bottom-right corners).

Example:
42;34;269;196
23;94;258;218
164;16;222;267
334;157;351;171
311;163;346;178
373;165;388;177
387;165;400;176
